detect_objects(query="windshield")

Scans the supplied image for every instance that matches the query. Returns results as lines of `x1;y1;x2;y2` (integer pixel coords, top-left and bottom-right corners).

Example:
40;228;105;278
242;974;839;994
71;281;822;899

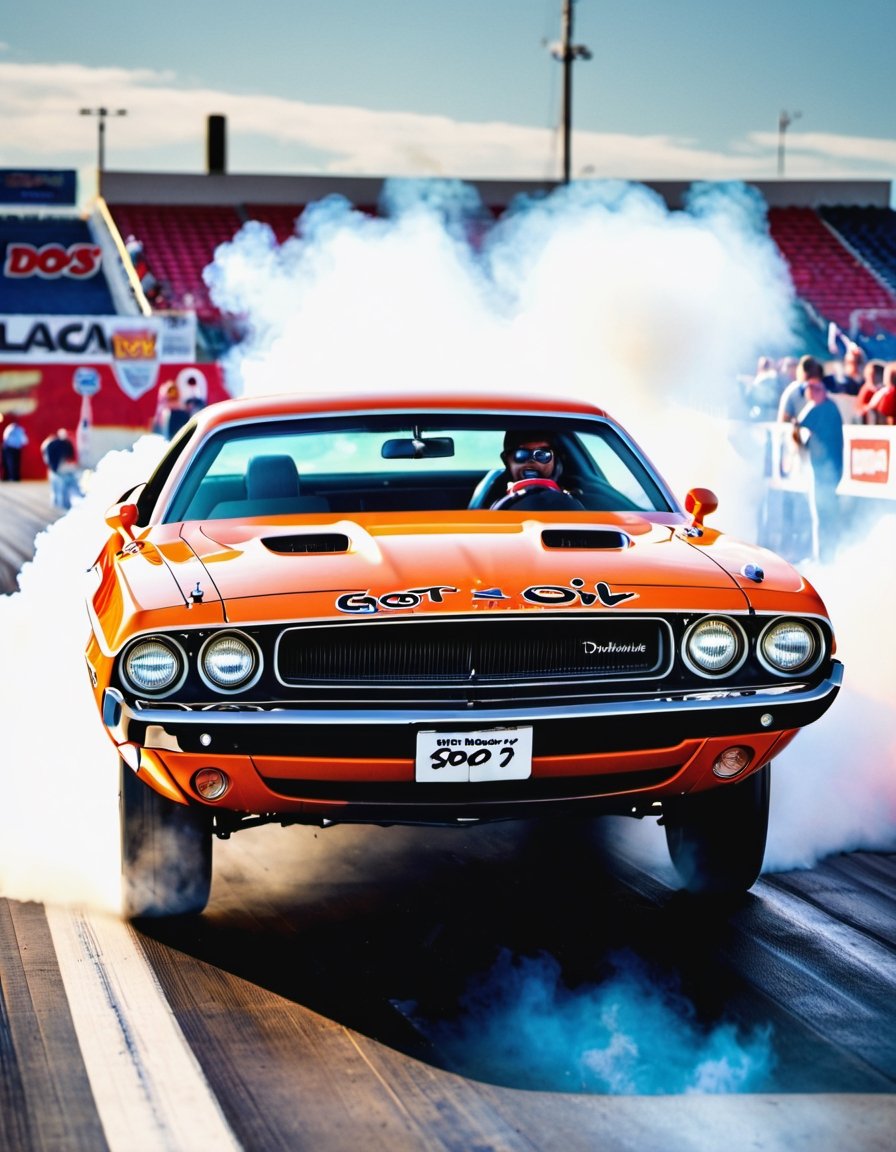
162;412;676;522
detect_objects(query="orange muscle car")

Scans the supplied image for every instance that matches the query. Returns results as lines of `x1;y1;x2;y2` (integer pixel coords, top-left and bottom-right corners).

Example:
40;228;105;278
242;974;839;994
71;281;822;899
85;390;842;916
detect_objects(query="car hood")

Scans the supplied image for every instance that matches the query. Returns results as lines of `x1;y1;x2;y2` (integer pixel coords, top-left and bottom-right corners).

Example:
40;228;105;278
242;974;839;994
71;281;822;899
157;511;823;625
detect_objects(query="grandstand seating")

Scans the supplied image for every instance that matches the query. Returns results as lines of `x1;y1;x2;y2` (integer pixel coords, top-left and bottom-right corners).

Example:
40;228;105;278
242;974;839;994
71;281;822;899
243;202;379;244
818;205;896;298
99;200;896;359
767;206;896;335
105;203;243;321
243;204;302;245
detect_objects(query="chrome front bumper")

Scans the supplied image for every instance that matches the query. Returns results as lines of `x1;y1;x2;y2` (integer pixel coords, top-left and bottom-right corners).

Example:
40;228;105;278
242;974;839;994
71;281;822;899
102;661;844;757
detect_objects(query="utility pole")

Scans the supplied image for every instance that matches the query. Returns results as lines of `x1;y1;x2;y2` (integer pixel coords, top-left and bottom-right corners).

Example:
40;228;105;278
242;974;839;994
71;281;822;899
549;0;592;183
79;106;128;194
777;109;801;178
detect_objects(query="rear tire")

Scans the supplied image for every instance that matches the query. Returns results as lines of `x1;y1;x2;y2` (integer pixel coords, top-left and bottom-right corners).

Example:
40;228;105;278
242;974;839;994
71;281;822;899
120;760;213;918
663;764;770;896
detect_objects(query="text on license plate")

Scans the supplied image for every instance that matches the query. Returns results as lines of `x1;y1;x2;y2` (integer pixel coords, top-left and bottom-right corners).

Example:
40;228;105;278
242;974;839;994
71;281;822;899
415;727;533;783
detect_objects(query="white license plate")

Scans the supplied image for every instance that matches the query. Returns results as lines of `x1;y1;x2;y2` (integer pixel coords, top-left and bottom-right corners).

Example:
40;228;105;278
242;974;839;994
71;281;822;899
415;726;533;783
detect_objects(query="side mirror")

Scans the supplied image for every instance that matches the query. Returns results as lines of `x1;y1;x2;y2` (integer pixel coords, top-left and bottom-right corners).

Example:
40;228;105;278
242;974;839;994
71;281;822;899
684;487;718;527
105;501;139;541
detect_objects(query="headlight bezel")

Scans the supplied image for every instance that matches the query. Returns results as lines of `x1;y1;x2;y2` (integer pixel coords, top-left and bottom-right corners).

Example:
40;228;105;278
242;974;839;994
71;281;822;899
681;615;748;678
198;630;263;694
121;635;188;697
757;617;823;677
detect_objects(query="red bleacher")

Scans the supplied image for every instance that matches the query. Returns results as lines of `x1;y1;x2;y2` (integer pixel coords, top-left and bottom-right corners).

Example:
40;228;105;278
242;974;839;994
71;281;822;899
107;203;243;321
767;206;896;332
243;204;302;245
106;200;896;352
242;202;379;245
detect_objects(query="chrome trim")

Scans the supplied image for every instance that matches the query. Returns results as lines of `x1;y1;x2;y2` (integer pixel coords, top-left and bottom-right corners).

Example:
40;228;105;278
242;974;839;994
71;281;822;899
102;687;125;740
120;634;189;698
111;662;843;741
681;615;749;679
197;629;264;694
756;617;825;678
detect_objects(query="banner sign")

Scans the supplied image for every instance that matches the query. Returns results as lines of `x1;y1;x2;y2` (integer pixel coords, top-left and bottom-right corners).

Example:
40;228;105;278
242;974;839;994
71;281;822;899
0;169;77;207
0;360;229;478
0;217;115;313
0;314;197;398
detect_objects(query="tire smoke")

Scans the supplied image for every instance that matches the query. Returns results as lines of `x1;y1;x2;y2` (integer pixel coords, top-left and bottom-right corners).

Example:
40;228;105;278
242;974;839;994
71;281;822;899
0;436;167;910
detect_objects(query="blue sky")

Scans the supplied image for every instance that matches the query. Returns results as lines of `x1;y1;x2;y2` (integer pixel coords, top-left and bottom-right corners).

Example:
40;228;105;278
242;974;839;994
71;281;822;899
2;0;894;189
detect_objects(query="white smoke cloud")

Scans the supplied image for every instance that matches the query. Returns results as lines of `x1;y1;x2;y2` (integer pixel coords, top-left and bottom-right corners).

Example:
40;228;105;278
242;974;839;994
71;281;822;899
209;178;793;409
209;178;792;539
0;435;166;910
764;521;896;870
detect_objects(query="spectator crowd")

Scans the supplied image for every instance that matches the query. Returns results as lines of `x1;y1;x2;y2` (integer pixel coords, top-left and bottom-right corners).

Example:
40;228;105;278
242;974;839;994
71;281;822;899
739;326;896;565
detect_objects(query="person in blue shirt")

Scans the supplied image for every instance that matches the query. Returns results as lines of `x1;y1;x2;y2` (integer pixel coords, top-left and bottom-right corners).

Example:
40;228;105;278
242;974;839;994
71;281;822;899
793;364;844;562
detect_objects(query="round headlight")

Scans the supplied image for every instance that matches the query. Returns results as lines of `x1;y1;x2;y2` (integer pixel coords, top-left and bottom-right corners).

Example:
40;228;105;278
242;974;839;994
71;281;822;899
684;617;742;675
761;620;816;672
200;633;259;691
124;638;182;693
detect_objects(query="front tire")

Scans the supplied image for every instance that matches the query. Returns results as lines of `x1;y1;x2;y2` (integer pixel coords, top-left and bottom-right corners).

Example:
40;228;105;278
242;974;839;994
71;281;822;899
120;760;213;918
663;764;770;896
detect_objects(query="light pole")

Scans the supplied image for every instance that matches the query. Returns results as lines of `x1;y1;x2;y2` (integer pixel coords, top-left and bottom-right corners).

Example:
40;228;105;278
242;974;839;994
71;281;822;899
777;109;801;177
548;0;592;184
80;106;128;193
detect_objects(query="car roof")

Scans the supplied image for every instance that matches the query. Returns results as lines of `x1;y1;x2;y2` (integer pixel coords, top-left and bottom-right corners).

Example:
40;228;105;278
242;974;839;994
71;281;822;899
187;389;612;435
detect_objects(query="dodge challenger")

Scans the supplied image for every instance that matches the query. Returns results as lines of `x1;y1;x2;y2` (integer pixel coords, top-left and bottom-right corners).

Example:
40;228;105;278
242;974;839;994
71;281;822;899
84;390;842;916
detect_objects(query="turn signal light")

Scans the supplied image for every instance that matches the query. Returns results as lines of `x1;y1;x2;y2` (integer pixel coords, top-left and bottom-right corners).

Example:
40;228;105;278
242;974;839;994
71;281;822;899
712;746;753;779
193;767;230;800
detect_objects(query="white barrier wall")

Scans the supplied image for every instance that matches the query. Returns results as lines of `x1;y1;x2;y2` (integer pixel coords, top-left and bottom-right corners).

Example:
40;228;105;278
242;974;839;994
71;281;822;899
764;420;896;500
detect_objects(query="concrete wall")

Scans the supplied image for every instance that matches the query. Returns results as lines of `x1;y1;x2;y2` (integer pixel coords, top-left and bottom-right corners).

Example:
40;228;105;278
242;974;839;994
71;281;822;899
100;171;893;212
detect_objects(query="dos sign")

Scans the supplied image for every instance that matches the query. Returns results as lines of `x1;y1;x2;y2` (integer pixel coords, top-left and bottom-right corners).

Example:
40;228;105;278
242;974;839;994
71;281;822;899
4;242;103;280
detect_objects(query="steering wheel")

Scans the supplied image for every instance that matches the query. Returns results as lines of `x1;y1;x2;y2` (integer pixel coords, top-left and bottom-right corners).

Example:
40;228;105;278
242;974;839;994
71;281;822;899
467;467;507;509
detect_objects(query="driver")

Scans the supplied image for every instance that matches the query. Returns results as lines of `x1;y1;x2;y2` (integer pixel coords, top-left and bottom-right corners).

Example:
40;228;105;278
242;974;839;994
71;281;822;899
490;431;584;510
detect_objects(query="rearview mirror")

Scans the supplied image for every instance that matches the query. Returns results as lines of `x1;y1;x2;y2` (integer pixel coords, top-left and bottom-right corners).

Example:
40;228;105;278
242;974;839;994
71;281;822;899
381;436;455;460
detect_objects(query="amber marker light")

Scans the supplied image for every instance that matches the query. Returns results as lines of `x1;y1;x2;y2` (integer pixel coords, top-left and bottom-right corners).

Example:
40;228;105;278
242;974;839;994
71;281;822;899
712;746;753;779
193;768;230;800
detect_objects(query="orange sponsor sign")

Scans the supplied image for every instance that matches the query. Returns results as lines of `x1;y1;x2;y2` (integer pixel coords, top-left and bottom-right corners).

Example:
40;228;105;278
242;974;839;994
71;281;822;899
849;437;890;485
111;328;157;360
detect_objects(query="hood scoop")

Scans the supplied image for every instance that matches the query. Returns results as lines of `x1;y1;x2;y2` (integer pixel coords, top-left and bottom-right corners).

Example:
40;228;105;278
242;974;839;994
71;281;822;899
262;533;351;555
541;529;631;551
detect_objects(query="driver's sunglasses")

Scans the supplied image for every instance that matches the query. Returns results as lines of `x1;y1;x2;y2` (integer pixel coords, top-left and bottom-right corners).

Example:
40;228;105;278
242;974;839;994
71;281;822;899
511;447;554;464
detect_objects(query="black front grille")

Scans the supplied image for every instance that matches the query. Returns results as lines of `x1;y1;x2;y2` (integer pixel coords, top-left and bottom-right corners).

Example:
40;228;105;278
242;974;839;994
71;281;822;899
276;617;669;685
